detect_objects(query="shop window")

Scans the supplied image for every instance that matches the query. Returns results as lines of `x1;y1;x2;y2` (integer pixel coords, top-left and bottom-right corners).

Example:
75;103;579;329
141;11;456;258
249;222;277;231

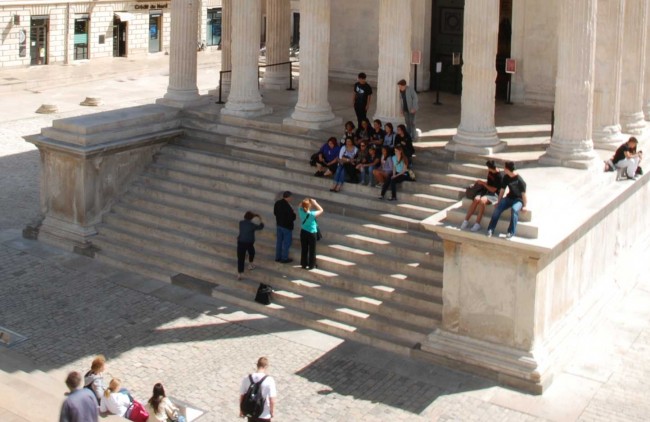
74;16;89;60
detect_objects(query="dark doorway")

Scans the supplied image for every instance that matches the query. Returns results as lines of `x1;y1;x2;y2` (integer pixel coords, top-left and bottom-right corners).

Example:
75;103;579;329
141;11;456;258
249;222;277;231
113;18;127;57
291;12;300;47
30;16;49;66
74;16;89;60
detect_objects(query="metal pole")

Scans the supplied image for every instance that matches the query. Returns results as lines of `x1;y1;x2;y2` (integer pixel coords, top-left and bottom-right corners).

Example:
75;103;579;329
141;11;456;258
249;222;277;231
287;62;295;91
434;66;442;106
506;73;513;105
413;64;418;93
216;71;225;104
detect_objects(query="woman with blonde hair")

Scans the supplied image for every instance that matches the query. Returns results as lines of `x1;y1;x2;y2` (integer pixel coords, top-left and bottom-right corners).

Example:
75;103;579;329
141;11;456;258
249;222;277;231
100;378;131;416
145;383;185;422
298;198;323;270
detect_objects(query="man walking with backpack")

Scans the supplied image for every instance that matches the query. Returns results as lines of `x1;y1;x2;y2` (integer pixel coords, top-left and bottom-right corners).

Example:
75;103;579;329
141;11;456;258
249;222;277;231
239;357;277;422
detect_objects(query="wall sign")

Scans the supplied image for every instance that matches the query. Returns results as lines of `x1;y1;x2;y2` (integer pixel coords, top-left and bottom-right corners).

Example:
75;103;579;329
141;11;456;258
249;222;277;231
135;3;168;10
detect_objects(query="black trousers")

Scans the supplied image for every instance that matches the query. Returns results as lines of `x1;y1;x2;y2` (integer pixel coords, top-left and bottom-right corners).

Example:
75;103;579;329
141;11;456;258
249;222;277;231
354;105;367;130
237;241;255;273
300;229;317;269
381;173;410;199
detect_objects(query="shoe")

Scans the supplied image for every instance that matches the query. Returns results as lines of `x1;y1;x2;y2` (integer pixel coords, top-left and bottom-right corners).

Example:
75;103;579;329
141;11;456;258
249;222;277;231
237;273;242;280
301;266;307;269
376;184;383;189
486;230;493;238
460;220;469;230
280;258;293;264
470;223;481;232
314;171;324;177
249;263;256;270
626;175;638;181
388;197;397;201
505;232;514;239
330;188;337;192
378;195;384;200
275;258;281;262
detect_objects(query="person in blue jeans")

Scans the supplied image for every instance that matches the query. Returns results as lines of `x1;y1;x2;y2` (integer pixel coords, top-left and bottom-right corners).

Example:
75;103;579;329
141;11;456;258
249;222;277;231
486;161;527;239
273;191;296;264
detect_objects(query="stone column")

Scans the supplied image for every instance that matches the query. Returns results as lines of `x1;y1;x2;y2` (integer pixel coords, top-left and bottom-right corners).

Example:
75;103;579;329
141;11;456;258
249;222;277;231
222;0;271;117
220;0;232;91
592;0;625;150
645;0;650;121
263;0;290;89
158;0;203;108
373;0;412;125
284;0;340;128
540;0;599;168
620;0;648;134
446;0;505;154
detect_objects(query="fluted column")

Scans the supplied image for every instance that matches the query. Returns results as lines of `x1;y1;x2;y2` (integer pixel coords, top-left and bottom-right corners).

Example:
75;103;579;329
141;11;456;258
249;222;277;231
159;0;202;108
645;0;650;120
446;0;505;154
620;0;648;134
222;0;271;117
263;0;290;89
592;0;625;150
220;0;232;91
284;0;340;128
374;0;412;124
540;0;598;168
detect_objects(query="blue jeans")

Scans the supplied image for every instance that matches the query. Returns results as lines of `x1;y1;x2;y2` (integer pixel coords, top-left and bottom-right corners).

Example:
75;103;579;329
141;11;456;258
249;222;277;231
275;226;293;261
360;164;375;184
487;197;523;235
334;164;346;184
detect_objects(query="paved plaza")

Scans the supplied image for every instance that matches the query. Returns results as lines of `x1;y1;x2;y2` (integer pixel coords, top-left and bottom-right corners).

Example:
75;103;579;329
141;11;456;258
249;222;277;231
1;54;650;421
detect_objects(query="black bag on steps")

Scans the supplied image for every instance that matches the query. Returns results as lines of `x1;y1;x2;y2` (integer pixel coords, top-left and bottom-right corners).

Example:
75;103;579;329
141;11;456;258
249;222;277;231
254;283;273;305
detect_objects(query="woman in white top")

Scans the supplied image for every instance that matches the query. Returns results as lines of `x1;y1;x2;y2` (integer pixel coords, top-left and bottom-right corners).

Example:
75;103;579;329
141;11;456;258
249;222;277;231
100;378;131;416
330;137;359;192
145;383;185;422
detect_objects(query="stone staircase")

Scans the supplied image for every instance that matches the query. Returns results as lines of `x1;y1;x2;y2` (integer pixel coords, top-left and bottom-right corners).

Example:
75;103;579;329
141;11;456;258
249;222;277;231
92;109;539;356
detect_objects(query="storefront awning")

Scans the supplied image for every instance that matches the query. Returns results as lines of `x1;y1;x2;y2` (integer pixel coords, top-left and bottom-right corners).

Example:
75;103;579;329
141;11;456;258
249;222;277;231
114;12;135;22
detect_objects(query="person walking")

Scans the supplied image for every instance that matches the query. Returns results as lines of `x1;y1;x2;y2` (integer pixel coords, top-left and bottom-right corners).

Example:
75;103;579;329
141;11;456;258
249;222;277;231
353;72;373;129
397;79;418;139
486;161;527;239
298;198;323;270
60;371;99;422
274;191;296;264
239;357;277;422
237;211;264;280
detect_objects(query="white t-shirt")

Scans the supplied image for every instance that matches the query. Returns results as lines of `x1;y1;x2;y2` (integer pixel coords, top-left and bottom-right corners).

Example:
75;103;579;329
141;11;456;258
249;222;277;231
100;391;131;416
239;372;277;419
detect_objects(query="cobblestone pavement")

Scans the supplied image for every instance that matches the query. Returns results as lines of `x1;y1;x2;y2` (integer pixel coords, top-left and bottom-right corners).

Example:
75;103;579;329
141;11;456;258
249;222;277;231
1;56;650;421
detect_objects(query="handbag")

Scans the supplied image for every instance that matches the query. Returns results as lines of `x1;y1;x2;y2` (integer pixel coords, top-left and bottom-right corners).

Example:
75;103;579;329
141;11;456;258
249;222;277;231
125;400;149;422
465;182;487;199
407;168;416;181
302;213;323;241
255;283;273;305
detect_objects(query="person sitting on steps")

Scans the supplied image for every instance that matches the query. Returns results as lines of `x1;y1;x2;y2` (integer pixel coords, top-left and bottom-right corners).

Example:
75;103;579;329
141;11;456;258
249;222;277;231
486;161;527;239
461;160;503;232
379;145;410;202
313;137;340;178
607;136;643;180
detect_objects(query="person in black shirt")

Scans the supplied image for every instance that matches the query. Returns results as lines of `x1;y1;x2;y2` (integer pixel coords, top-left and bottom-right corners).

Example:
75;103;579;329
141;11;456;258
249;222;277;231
611;137;642;180
486;161;527;239
461;160;503;232
352;72;373;129
273;191;296;263
237;211;264;279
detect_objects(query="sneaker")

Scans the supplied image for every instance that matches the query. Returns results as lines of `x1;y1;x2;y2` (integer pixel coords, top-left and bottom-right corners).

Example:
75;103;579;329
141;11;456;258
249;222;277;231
505;232;514;239
470;223;481;232
237;273;242;280
460;220;469;230
314;171;324;177
249;263;256;270
486;230;493;238
280;258;293;264
388;197;397;201
626;174;638;181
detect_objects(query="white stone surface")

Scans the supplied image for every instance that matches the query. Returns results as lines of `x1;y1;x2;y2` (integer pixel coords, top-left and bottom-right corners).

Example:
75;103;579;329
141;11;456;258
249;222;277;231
540;0;598;167
220;0;232;89
263;0;291;90
447;0;504;154
373;0;412;125
286;0;338;127
592;0;625;149
620;0;648;134
222;0;271;117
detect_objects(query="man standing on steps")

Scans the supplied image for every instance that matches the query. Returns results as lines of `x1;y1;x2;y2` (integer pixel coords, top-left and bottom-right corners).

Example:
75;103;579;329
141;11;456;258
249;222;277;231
397;79;418;139
60;371;99;422
353;72;373;130
274;191;296;263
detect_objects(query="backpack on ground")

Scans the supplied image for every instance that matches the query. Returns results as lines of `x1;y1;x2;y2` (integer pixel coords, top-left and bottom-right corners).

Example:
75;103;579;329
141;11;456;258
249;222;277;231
125;400;149;422
254;283;273;305
240;375;267;418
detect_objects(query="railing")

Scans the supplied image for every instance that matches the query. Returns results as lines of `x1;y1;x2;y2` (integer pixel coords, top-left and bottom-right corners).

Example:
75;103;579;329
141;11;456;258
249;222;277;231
215;60;298;104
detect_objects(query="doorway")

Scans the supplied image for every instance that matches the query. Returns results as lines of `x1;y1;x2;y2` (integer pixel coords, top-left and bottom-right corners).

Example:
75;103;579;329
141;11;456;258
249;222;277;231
30;16;49;66
149;11;162;53
74;16;89;60
113;18;127;57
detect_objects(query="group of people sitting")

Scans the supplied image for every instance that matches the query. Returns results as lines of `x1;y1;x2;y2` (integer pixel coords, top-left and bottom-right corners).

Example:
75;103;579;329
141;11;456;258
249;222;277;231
60;354;185;422
603;136;643;180
310;119;415;200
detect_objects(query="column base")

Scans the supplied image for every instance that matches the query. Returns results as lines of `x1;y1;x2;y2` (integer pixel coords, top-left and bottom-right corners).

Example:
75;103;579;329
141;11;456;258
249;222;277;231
156;95;209;109
539;146;600;170
421;329;552;394
446;127;505;155
284;115;342;130
593;125;625;151
621;112;647;135
221;105;273;118
38;216;97;252
287;105;341;129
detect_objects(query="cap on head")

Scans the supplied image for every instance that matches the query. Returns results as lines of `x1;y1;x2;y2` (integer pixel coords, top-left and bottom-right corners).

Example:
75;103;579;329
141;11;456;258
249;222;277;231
282;191;292;199
397;79;407;86
485;160;496;169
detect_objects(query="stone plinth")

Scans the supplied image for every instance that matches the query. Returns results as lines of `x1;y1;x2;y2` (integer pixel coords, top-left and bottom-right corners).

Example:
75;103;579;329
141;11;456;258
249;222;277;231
446;0;505;155
24;105;182;251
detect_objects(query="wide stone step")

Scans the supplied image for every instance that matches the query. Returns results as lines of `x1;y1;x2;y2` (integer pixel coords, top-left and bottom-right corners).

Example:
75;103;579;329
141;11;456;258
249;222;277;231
95;223;441;319
448;162;488;179
93;235;439;340
107;201;443;288
443;205;538;239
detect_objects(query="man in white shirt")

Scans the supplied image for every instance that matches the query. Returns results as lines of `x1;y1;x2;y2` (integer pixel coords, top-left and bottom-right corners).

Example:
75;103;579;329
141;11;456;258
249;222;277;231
239;357;277;422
